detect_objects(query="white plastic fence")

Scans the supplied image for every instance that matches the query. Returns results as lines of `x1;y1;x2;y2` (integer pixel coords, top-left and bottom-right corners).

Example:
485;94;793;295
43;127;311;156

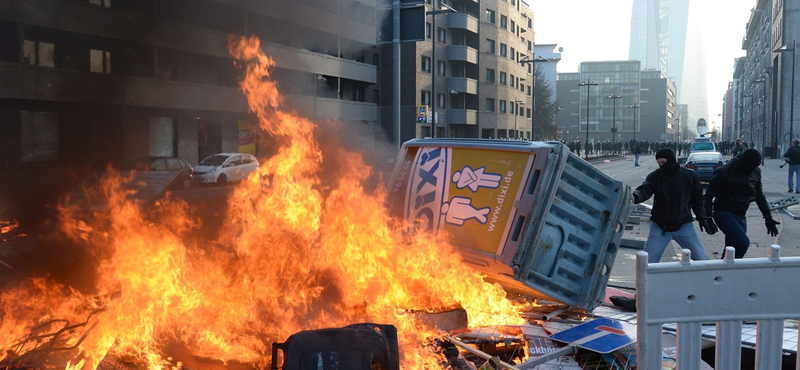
636;246;800;369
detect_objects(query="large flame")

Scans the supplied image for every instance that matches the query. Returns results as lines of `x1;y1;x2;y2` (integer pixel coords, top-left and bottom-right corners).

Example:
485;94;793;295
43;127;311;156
0;35;525;370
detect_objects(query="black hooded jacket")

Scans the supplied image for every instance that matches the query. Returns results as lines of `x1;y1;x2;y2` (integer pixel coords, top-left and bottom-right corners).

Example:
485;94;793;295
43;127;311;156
633;163;706;231
704;155;771;218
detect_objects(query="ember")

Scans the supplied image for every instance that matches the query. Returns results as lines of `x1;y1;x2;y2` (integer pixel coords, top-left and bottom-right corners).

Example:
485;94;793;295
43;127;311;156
0;35;524;370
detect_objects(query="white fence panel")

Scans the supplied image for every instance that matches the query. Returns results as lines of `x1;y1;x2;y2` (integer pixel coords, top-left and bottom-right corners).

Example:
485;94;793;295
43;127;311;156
636;246;800;369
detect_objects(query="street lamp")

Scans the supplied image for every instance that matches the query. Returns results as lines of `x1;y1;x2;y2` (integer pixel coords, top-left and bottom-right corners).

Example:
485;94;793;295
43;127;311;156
755;76;767;163
579;80;599;159
606;94;622;154
555;105;563;140
520;55;549;140
514;99;524;139
775;39;796;146
427;0;457;138
629;104;640;143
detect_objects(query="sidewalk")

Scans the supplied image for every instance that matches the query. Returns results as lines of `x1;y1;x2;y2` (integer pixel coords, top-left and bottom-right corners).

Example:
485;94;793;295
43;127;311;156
621;157;800;261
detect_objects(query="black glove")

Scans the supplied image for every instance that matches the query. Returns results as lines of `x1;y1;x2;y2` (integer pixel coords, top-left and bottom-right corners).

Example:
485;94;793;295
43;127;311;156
765;217;780;237
699;217;718;235
632;193;641;204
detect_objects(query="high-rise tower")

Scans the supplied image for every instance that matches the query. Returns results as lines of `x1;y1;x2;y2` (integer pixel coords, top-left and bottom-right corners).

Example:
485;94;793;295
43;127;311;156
629;0;707;138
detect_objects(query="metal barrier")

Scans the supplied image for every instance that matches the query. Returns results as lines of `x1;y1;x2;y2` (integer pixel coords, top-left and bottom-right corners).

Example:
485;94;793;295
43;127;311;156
636;246;800;369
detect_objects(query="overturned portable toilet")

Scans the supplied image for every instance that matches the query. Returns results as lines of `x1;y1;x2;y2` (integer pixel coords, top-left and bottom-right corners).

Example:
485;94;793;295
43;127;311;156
386;139;632;311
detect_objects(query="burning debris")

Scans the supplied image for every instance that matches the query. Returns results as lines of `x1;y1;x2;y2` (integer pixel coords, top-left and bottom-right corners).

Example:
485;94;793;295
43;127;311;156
0;35;531;370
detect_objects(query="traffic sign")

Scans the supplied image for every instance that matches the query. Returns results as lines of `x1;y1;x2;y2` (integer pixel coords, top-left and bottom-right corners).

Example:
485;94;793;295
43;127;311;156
418;105;428;117
549;317;636;353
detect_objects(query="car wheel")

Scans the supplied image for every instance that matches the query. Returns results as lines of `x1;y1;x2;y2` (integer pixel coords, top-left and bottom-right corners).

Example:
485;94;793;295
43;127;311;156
180;176;192;190
217;173;228;185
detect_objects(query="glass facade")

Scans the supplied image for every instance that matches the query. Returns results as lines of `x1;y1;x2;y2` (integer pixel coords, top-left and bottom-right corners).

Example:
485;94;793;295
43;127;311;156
629;0;708;137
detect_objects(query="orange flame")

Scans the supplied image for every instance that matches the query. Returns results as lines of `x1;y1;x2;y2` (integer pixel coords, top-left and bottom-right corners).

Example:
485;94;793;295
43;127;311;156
0;35;525;370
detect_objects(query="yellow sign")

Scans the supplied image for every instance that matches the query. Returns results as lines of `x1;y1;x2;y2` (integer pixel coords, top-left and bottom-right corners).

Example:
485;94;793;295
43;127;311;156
417;105;428;117
403;146;533;255
237;120;256;155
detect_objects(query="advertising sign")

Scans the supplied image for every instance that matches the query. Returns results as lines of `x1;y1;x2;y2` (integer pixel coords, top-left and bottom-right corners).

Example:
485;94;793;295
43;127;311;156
395;146;533;254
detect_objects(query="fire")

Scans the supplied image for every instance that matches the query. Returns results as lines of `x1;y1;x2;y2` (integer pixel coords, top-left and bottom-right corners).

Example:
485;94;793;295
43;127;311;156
0;35;525;370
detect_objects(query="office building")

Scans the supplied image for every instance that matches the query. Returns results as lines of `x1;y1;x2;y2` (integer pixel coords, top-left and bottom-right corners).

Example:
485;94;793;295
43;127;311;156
629;0;708;136
0;0;379;221
556;62;682;144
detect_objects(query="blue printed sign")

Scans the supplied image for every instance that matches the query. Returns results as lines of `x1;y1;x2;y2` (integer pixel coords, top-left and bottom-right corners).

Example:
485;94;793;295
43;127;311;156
549;318;636;354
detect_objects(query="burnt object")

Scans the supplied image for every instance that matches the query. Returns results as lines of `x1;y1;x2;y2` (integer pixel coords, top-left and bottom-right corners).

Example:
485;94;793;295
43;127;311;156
271;323;399;370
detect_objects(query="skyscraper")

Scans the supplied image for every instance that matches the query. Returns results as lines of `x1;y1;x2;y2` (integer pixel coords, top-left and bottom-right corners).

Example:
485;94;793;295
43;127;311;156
629;0;707;138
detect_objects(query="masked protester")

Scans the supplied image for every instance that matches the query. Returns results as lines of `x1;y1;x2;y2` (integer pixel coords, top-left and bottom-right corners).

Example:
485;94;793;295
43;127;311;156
704;148;779;258
632;148;714;263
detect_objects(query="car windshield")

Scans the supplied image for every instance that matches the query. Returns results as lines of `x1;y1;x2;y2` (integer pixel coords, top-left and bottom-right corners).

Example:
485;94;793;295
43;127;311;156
690;154;722;162
692;143;715;151
199;155;229;166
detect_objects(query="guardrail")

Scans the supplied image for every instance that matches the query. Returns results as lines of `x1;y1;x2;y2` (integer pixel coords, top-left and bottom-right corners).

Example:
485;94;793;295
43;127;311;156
636;246;800;369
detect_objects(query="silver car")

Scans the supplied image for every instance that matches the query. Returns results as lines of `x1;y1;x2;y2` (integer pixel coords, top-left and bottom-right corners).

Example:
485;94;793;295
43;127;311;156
193;153;259;185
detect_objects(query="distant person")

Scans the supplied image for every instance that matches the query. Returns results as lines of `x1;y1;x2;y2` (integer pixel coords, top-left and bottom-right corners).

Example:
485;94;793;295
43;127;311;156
704;149;779;259
731;138;745;158
633;148;713;263
632;140;642;166
783;138;800;193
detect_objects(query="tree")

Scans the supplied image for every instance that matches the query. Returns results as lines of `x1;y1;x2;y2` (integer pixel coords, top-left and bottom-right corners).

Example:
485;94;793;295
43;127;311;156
532;66;558;140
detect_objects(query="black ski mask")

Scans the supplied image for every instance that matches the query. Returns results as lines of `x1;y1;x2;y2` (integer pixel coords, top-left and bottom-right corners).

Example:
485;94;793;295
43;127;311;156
737;148;761;174
655;148;679;176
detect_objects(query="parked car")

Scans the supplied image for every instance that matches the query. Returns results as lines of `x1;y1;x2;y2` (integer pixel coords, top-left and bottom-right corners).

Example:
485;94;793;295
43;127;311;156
124;156;194;190
194;153;259;185
684;151;724;183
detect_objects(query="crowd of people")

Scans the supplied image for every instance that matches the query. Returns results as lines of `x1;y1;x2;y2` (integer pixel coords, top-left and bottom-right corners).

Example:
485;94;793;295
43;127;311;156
563;138;760;157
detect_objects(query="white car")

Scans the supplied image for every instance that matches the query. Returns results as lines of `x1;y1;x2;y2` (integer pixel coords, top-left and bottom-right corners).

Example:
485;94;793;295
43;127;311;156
194;153;259;185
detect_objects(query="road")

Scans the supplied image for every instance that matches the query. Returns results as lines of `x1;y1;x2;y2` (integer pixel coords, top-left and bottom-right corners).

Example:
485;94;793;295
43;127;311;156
593;153;800;289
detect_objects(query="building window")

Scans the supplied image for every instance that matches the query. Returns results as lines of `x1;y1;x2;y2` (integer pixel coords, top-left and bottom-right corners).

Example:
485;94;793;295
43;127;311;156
486;9;495;24
421;90;431;105
500;72;507;85
485;68;495;83
510;101;515;115
486;39;495;54
527;85;531;96
421;56;431;72
510;20;516;34
527;108;531;118
500;43;507;57
510;74;515;87
426;22;431;39
437;27;446;43
500;15;507;29
90;49;111;73
499;100;507;113
353;86;365;102
509;47;515;60
511;0;516;5
486;98;495;112
21;111;59;162
149;117;175;157
437;93;445;109
22;40;55;67
437;60;446;76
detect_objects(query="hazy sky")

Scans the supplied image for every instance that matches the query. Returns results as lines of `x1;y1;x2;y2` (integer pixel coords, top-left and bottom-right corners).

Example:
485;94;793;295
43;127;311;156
529;0;757;130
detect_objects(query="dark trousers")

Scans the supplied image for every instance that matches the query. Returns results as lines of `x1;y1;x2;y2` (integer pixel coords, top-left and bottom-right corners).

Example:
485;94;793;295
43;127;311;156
713;211;749;258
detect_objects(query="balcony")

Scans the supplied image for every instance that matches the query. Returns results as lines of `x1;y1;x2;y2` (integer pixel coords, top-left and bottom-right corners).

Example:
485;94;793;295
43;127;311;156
448;77;478;95
448;109;478;125
447;45;478;65
447;13;479;34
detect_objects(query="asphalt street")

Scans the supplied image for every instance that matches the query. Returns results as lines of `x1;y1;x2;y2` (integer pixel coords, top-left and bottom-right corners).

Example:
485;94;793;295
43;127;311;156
593;153;800;289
